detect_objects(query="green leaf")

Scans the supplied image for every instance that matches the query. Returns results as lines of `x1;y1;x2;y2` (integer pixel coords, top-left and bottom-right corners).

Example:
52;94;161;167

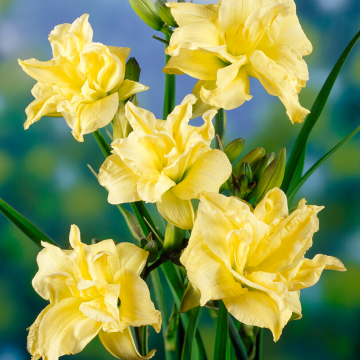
228;317;247;360
166;304;180;352
0;197;58;247
93;130;112;157
254;328;263;360
287;125;360;204
214;301;229;360
181;307;201;360
214;109;227;149
282;30;360;194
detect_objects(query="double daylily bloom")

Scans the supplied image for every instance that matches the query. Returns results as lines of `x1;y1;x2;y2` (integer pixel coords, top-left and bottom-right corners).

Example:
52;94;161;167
180;188;345;340
99;94;232;229
18;14;148;141
28;225;161;360
164;0;312;123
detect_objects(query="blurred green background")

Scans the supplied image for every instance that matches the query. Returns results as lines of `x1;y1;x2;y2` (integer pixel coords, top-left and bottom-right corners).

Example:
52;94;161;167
0;0;359;359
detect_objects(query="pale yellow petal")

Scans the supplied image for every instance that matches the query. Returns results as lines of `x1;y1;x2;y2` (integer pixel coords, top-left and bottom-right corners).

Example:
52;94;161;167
32;242;75;303
69;13;93;50
32;297;102;360
98;154;141;204
73;92;119;141
157;189;194;230
200;67;252;110
180;283;201;313
223;290;292;342
249;50;310;123
167;2;220;27
166;20;223;57
191;80;219;119
288;290;302;320
164;49;227;80
117;80;149;102
125;101;162;134
137;173;176;203
48;23;72;57
282;254;346;291
180;222;246;306
116;242;149;275
253;187;289;225
108;46;130;88
99;327;156;360
172;149;232;200
114;268;161;332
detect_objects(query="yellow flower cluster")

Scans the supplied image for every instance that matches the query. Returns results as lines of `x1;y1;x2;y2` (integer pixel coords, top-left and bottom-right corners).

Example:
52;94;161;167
164;0;312;123
19;14;148;141
28;225;160;360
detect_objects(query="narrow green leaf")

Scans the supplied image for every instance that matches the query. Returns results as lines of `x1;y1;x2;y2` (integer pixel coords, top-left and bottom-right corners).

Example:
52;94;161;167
214;301;229;360
282;30;360;194
163;33;176;119
288;125;360;204
0;198;58;247
176;315;185;360
181;307;201;360
229;317;248;360
166;304;179;352
93;129;112;157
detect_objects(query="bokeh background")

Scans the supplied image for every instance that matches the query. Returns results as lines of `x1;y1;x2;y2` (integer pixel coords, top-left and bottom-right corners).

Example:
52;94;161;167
0;0;359;359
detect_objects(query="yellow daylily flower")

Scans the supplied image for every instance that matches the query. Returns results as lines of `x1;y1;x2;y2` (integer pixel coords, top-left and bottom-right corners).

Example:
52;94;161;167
19;14;148;142
180;188;345;341
28;225;161;360
164;0;312;124
98;94;232;229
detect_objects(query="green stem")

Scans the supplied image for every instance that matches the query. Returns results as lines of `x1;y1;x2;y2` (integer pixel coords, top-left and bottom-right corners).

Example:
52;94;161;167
214;109;226;149
143;254;169;280
181;307;201;360
141;326;148;356
163;33;176;119
93;129;112;157
228;317;248;360
254;329;263;360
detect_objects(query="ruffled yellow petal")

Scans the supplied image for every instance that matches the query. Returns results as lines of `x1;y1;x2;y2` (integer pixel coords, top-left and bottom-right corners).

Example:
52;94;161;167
249;50;310;123
99;327;156;360
114;268;161;332
164;49;227;80
288;290;302;320
116;242;149;275
172;149;232;200
30;297;102;360
137;173;176;203
32;242;75;303
98;154;141;204
117;80;149;102
180;223;246;306
72;92;119;142
192;80;219;119
223;290;292;342
167;2;220;27
282;254;346;291
68;13;93;51
157;189;194;230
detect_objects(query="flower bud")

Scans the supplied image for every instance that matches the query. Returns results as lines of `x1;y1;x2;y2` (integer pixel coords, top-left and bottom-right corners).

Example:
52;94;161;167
253;152;275;183
144;239;158;263
155;0;177;27
139;237;148;249
233;147;265;176
113;103;133;140
239;175;249;195
124;57;141;82
163;223;184;255
129;0;164;31
224;138;245;163
91;238;100;244
254;148;286;206
238;161;252;180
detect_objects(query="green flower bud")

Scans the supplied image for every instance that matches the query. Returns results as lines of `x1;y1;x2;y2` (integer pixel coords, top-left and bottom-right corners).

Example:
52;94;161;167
238;161;252;180
239;175;249;195
124;57;141;82
144;239;158;263
139;238;147;249
91;238;100;244
163;223;184;255
155;0;177;27
254;148;286;206
224;138;245;163
129;0;164;31
253;152;275;183
233;147;265;176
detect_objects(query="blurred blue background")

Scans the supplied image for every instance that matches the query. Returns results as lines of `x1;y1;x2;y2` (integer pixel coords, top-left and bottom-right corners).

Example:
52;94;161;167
0;0;359;359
